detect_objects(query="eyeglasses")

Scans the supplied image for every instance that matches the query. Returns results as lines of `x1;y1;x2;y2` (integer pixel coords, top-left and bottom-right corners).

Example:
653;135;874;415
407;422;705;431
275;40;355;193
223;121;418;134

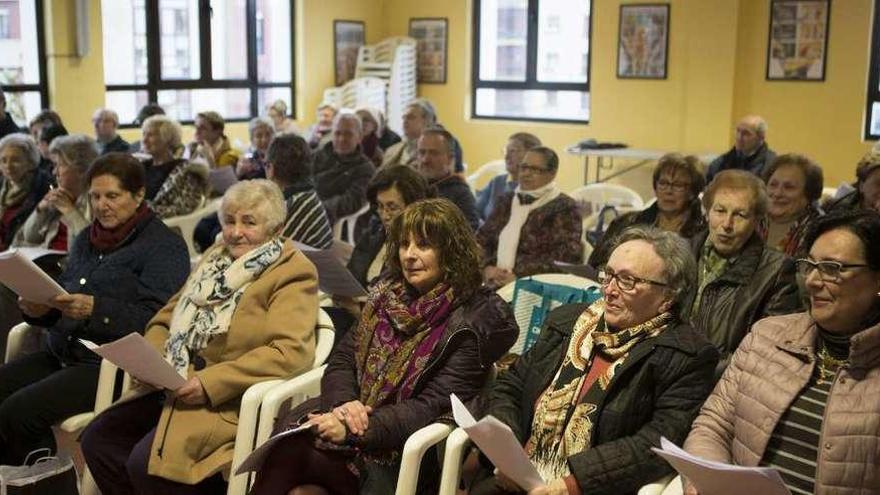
377;203;404;215
598;268;667;293
656;179;691;193
517;163;551;174
795;258;870;282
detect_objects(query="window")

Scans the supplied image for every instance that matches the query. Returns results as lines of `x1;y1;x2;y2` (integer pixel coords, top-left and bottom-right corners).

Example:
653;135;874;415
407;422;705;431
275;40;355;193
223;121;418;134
102;0;294;126
472;0;591;123
866;0;880;138
0;0;48;126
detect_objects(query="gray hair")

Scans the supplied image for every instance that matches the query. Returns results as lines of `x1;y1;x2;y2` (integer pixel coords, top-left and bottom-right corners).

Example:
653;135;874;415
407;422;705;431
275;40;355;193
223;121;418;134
49;134;99;172
421;126;455;157
608;226;698;317
92;108;120;126
142;115;182;149
0;133;40;172
219;179;287;234
407;98;438;125
332;112;363;135
248;116;275;136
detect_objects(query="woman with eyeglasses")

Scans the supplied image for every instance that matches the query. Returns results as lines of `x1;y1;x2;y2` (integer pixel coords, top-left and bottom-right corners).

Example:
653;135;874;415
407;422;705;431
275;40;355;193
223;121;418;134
682;210;880;495
589;153;706;268
477;146;582;289
467;227;718;495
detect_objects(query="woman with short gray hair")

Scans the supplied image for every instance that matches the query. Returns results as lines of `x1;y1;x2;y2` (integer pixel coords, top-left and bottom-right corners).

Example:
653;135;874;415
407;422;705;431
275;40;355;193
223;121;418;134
0;133;51;251
236;117;275;180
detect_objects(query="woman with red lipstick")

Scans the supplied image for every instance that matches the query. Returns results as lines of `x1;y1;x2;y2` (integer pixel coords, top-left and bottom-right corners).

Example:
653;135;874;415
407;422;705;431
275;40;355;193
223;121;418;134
684;210;880;495
762;153;824;256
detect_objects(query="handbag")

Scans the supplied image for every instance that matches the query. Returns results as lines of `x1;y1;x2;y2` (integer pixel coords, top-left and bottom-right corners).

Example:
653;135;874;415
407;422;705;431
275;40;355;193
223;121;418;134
0;449;79;495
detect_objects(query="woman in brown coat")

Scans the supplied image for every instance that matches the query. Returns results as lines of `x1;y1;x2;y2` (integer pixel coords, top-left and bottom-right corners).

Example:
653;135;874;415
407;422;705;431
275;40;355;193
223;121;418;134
80;179;319;494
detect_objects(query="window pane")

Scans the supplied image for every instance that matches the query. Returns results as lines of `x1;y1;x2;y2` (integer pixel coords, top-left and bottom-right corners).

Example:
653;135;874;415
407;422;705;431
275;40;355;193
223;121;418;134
478;0;528;82
871;102;880;137
256;0;292;82
159;0;200;80
106;90;150;126
0;0;41;85
475;88;589;121
102;0;148;85
210;0;247;79
257;87;292;117
4;90;41;126
537;0;590;83
158;88;251;121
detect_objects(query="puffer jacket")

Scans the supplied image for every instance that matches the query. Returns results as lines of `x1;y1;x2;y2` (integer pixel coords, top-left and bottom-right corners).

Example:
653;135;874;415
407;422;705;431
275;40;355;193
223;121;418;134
684;313;880;494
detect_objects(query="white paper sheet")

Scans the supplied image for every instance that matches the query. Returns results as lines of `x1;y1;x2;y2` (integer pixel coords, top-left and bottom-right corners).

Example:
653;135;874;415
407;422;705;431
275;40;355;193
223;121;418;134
0;249;68;304
450;393;545;491
293;242;367;298
234;422;314;474
79;333;186;390
10;247;66;261
652;437;791;495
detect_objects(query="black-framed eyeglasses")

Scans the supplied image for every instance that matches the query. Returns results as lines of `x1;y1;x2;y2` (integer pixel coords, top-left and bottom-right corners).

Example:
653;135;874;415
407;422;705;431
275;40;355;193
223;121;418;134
598;268;667;293
656;179;691;193
794;258;870;282
517;163;551;174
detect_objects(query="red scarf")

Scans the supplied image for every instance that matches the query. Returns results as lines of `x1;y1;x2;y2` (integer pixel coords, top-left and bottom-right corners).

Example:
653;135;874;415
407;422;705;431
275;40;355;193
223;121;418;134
89;203;154;253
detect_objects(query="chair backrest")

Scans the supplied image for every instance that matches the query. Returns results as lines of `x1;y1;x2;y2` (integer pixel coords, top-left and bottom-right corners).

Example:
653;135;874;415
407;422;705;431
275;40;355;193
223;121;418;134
164;198;222;257
332;203;371;244
466;159;506;191
313;308;335;368
570;183;645;215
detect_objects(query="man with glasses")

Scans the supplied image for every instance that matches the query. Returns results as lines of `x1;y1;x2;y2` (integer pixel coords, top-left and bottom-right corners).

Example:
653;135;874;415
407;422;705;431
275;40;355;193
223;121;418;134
477;146;582;288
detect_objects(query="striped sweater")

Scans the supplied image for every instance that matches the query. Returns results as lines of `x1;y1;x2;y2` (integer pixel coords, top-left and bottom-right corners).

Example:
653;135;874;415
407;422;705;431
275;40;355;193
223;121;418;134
281;183;333;250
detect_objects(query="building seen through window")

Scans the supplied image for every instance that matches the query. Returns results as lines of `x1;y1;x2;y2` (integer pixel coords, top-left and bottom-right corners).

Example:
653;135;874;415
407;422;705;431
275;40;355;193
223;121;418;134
0;0;47;126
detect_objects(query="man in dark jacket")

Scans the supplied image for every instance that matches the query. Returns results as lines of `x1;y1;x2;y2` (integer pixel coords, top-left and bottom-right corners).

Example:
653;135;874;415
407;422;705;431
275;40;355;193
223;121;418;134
417;127;479;230
0;89;22;140
92;108;130;154
705;115;776;182
313;113;375;225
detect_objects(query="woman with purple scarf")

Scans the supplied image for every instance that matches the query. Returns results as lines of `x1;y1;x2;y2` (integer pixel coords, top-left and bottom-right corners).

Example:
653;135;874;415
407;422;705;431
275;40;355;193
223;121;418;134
251;198;518;494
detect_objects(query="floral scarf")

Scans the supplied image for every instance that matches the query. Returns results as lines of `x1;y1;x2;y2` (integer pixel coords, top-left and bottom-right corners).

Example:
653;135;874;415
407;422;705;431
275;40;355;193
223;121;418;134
354;280;456;407
526;299;671;480
164;237;283;375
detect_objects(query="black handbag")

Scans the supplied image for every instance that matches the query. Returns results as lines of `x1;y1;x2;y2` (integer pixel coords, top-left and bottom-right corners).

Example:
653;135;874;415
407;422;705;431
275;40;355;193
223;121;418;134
0;449;79;495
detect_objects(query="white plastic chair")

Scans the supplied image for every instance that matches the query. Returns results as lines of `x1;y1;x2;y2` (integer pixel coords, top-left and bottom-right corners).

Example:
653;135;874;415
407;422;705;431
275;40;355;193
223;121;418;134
466;159;506;192
163;198;222;258
639;473;678;495
396;422;456;495
571;183;645;233
332;203;371;245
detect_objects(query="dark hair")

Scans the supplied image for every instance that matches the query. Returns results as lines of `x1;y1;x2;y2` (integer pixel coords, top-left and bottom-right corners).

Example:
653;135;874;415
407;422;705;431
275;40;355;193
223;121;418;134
385;198;482;297
134;103;165;125
527;146;559;172
266;133;312;185
653;153;705;199
762;153;824;204
508;132;541;150
196;111;225;132
421;126;456;156
802;210;880;271
39;123;68;145
85;152;146;195
367;166;434;206
29;110;62;129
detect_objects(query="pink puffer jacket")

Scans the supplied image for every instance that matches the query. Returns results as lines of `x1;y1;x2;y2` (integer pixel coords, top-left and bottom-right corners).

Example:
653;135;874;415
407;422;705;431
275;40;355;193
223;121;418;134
684;312;880;494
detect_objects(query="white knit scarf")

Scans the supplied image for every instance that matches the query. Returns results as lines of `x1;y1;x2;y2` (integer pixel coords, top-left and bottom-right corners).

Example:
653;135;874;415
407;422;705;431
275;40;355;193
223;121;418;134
496;182;560;270
164;237;283;375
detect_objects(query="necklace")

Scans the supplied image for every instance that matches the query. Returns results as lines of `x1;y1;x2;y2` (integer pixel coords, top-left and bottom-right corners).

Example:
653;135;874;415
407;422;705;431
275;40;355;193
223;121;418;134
816;345;850;385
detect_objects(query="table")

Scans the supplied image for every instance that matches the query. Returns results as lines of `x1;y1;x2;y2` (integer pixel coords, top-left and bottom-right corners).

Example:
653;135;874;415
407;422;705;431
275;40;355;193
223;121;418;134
566;147;718;184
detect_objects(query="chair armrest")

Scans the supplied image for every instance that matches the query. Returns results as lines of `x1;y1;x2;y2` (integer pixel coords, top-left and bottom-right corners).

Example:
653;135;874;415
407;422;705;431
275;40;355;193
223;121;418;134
394;422;455;495
438;427;473;495
638;473;677;495
660;475;683;495
227;379;284;495
256;365;326;446
5;323;41;364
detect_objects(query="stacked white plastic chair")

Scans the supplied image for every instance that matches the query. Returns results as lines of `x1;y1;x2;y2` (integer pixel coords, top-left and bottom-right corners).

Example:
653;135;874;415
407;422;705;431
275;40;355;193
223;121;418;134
321;77;387;115
354;36;417;135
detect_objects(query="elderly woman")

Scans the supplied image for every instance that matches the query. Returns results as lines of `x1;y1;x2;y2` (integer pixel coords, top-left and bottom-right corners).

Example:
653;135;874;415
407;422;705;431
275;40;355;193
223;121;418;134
589;153;706;268
266;99;300;135
691;169;801;374
141;114;209;218
186;111;240;169
13;134;98;250
476;132;542;222
250;198;518;494
683;210;880;495
763;153;824;256
0;134;51;251
469;226;718;494
356;108;385;168
81;179;319;494
825;149;880;214
478;146;582;288
0;153;189;465
236;116;275;180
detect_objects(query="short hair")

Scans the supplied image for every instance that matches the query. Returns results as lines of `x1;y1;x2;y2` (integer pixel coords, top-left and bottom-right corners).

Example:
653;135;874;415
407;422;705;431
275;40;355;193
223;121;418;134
0;134;40;172
385;198;483;297
49;134;99;173
856;150;880;185
268;99;288;115
741;115;768;137
248;116;275;136
39;123;68;144
219;179;287;234
266;133;312;185
421;126;455;156
86;152;146;195
702;169;769;220
407;99;438;125
355;108;380;135
608;226;698;317
367;166;435;206
29;110;62;130
653;153;705;199
333;112;363;135
196;111;225;132
763;153;824;204
317;103;338;114
508;132;541;151
92;108;120;126
527;146;559;172
802;210;880;272
142;115;182;149
134;103;165;126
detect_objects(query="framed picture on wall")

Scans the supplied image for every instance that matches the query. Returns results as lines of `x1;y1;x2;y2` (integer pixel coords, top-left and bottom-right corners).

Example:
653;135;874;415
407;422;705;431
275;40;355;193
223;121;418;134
409;17;448;84
766;0;830;81
617;4;670;79
334;20;365;86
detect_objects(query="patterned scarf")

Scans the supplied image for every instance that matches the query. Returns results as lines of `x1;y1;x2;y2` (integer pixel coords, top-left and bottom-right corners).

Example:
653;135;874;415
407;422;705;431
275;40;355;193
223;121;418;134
526;299;671;480
164;237;283;375
354;280;456;407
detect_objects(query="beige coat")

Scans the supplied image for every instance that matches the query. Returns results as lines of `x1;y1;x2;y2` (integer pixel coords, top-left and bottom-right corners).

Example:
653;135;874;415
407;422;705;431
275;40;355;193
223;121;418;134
138;241;318;484
684;312;880;494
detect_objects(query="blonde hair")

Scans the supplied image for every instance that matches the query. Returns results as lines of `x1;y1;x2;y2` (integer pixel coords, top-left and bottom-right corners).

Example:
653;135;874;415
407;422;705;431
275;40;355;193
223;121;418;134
141;115;182;150
219;179;286;234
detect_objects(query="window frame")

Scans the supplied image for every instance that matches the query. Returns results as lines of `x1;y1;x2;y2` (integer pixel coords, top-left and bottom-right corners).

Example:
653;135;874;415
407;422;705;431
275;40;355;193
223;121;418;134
106;0;296;128
865;0;880;139
2;0;49;114
470;0;592;124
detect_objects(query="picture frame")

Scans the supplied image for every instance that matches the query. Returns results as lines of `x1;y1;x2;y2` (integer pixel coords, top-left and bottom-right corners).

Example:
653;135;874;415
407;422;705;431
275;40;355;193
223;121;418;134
617;4;670;79
766;0;830;81
409;17;448;84
334;20;365;86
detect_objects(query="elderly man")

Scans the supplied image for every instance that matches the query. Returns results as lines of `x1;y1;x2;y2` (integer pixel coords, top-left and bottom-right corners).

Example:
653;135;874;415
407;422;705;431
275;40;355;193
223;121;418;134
417;127;479;229
92;108;129;155
185;110;240;169
0;88;22;140
706;115;776;182
382;99;463;173
313;113;375;224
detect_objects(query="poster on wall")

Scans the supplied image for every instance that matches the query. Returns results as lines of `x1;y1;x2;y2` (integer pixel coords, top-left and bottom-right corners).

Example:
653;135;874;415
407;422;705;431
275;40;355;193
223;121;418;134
334;20;365;86
409;18;448;84
617;4;670;79
766;0;830;81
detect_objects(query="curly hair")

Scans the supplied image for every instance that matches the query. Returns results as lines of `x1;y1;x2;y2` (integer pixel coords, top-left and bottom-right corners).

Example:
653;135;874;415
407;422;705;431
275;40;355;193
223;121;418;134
384;198;482;297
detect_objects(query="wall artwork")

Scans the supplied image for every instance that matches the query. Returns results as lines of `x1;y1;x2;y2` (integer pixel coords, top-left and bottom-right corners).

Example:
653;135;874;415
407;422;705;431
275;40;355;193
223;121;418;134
409;17;448;84
617;4;670;79
334;20;365;86
766;0;830;81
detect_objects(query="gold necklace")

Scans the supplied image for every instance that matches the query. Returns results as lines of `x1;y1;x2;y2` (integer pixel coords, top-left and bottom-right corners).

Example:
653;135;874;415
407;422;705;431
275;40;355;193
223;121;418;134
816;345;850;385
